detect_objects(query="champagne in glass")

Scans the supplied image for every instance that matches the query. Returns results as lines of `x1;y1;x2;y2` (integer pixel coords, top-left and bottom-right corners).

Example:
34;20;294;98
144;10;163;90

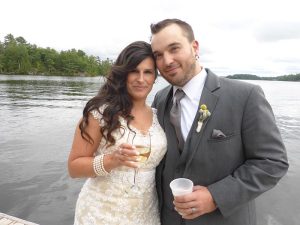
128;130;151;191
135;145;151;163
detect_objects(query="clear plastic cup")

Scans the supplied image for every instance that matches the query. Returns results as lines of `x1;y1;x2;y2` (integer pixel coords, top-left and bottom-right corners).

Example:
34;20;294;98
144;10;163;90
170;178;193;196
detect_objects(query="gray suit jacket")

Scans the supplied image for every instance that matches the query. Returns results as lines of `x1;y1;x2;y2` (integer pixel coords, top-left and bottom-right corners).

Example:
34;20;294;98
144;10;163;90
152;69;289;225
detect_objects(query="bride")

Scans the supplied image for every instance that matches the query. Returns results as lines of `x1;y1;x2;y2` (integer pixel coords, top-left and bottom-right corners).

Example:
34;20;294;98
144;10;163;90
68;41;167;225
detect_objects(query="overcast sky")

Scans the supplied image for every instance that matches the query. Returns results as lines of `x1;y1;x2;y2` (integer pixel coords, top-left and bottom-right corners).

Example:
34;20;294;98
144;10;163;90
1;0;300;76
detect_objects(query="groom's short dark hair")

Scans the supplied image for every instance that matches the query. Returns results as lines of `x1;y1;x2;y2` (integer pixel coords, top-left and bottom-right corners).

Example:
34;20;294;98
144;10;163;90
150;18;195;42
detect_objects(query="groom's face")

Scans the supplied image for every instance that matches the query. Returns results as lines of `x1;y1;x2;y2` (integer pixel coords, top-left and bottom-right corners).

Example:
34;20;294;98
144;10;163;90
151;24;198;87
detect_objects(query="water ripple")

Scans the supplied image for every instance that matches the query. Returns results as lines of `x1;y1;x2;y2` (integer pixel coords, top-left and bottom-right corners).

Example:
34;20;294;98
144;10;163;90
1;76;299;225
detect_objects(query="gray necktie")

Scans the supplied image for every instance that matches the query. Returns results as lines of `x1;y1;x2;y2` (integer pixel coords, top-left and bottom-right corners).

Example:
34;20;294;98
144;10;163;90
170;89;185;151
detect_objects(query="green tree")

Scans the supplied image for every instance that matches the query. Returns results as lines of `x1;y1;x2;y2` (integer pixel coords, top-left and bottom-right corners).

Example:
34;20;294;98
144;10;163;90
99;58;113;76
2;35;31;74
0;33;113;76
0;40;4;73
4;34;16;46
15;36;27;45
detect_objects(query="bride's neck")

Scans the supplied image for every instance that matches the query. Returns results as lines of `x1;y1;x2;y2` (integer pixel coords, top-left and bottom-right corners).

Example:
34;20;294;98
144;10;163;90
131;101;149;115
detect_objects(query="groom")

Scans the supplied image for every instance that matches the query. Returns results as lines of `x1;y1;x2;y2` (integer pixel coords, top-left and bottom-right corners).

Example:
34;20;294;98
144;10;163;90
151;18;289;225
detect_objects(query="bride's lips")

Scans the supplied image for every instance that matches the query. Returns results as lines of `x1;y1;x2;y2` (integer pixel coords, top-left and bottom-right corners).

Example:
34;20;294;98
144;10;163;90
133;85;147;90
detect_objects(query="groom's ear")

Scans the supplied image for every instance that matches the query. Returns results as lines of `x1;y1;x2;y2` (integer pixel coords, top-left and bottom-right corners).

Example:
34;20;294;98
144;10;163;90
192;40;199;55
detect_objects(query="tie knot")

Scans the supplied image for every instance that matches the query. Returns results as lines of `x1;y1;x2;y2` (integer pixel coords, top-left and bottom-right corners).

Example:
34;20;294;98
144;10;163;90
174;89;185;101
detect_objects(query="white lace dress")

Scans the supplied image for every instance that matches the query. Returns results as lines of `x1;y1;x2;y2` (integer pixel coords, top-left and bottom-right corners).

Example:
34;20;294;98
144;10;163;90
74;107;167;225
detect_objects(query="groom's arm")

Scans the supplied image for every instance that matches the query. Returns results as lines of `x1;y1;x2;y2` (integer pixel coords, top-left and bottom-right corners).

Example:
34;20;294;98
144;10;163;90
207;85;289;217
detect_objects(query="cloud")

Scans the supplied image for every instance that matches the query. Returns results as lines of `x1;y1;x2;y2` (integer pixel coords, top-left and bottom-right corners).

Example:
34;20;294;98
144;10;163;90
254;21;300;42
1;0;300;76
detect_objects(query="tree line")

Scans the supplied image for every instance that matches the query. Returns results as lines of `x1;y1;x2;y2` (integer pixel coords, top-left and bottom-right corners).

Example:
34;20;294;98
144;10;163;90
226;73;300;81
0;34;113;76
1;34;299;80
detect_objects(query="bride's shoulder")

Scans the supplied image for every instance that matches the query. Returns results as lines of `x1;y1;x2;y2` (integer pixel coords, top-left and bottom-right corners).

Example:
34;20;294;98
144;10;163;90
90;104;107;124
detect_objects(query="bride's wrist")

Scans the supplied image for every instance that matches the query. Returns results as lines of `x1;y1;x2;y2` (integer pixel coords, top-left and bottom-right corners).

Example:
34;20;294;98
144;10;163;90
93;154;109;176
103;153;116;172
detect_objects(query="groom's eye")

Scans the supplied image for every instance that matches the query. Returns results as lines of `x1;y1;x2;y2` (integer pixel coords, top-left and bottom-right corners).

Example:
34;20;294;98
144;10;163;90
154;53;162;60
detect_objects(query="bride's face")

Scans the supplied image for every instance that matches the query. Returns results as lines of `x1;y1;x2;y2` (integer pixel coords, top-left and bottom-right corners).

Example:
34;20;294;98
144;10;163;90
126;57;156;101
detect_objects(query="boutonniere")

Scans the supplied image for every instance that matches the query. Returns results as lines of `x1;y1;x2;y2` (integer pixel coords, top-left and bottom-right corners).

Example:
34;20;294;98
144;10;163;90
196;104;211;132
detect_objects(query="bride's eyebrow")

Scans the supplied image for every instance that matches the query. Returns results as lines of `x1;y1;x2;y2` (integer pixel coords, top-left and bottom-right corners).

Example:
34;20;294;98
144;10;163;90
144;69;155;73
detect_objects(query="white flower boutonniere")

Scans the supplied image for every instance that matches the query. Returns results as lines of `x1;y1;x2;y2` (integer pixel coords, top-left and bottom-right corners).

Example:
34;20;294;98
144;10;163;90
196;104;211;132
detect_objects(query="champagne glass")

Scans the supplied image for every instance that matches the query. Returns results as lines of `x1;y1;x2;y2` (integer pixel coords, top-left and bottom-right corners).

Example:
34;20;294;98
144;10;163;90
126;129;151;191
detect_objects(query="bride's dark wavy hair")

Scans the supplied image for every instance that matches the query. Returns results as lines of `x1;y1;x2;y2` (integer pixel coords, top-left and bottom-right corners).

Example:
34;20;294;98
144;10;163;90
79;41;157;146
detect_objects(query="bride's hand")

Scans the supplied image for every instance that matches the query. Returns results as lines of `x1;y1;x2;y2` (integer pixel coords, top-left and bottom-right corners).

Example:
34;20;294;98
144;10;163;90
109;143;140;169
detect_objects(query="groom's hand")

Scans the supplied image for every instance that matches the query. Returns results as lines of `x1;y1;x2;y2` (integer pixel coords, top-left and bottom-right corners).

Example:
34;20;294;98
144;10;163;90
173;185;217;220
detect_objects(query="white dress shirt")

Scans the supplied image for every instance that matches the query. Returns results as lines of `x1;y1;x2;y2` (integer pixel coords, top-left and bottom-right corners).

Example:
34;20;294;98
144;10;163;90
173;68;207;140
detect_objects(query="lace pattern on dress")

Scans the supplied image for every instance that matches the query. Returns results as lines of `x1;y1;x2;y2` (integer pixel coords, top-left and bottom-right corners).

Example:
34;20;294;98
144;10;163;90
74;106;167;225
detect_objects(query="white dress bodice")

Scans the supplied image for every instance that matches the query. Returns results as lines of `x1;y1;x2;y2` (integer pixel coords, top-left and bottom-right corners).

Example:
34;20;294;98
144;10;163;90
74;106;167;225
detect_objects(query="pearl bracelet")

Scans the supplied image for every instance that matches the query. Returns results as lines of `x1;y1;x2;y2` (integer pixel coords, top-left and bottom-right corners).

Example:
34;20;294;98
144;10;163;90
93;154;109;176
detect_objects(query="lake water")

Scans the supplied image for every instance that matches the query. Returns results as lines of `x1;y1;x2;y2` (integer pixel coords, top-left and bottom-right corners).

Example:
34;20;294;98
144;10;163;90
0;75;299;225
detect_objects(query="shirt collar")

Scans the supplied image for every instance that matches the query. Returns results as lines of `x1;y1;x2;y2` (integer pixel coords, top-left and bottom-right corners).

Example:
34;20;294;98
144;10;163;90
173;67;207;101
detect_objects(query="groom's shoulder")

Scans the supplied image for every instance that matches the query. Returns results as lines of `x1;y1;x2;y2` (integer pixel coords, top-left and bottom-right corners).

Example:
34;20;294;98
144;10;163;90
212;73;258;94
156;85;172;98
207;69;261;98
152;84;172;108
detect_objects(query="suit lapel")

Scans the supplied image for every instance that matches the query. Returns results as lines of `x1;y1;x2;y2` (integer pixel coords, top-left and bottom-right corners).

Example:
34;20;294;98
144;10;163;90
183;69;221;170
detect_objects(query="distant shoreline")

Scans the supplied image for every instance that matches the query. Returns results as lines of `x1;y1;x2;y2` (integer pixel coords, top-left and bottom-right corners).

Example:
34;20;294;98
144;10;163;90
1;73;300;82
0;73;102;77
1;34;299;81
226;74;300;81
